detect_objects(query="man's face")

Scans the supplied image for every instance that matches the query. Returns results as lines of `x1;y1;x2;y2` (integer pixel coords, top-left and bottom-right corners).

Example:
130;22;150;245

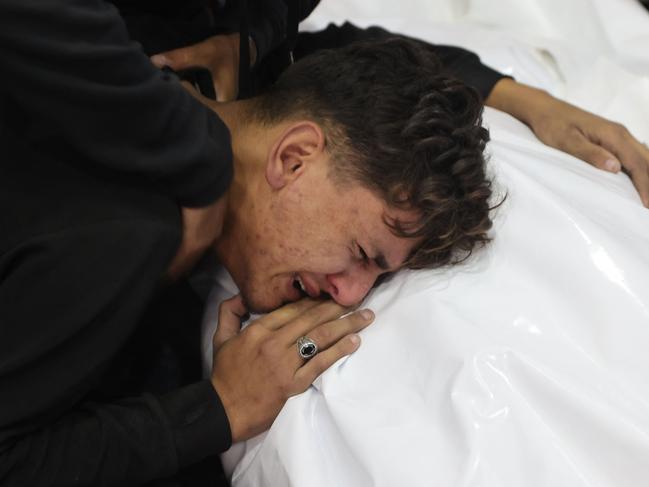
226;154;419;313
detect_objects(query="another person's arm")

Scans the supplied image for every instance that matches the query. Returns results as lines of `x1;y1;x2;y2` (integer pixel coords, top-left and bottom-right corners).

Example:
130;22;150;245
486;78;649;207
150;0;322;101
0;0;237;276
0;0;232;209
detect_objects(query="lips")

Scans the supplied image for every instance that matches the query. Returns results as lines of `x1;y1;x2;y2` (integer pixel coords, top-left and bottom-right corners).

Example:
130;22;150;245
293;273;319;298
295;275;307;294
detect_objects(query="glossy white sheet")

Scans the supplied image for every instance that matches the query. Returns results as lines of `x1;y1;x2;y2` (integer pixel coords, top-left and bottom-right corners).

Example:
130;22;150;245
202;1;649;485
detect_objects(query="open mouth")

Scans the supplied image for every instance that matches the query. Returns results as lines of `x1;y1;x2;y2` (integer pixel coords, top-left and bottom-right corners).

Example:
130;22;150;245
293;275;309;298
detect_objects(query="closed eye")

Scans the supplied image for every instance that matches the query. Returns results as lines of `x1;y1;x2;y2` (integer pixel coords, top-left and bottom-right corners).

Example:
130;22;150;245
355;240;391;271
357;244;370;263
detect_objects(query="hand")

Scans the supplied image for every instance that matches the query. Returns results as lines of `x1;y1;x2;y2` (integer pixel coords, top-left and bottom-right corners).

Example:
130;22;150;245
151;33;257;102
166;196;228;280
486;79;649;207
211;296;374;443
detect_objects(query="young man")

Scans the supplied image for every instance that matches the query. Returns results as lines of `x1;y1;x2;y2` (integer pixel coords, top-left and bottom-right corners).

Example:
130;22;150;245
0;30;492;485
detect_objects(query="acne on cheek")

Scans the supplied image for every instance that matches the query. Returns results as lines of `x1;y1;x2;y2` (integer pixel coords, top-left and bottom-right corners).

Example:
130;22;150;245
285;246;310;258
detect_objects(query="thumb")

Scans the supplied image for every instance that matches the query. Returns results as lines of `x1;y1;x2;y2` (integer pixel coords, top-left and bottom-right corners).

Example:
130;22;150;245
151;43;209;71
567;132;621;173
213;294;248;349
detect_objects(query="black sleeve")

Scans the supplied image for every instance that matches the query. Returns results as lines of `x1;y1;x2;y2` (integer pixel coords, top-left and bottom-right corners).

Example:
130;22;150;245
247;0;321;63
425;44;507;100
0;220;231;486
294;22;509;100
0;0;232;208
119;8;219;56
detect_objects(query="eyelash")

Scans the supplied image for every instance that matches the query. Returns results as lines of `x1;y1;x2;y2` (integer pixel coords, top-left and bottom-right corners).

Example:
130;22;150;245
357;245;370;263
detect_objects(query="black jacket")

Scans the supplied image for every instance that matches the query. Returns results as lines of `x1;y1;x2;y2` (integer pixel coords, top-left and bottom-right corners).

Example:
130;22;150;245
0;1;234;485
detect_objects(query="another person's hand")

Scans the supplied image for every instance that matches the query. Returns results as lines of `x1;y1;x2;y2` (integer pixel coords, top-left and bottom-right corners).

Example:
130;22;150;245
166;196;228;280
151;33;257;102
486;78;649;207
211;296;374;442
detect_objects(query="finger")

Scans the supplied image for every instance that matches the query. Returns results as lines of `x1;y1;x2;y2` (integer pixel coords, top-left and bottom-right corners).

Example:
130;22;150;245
213;294;248;349
151;41;211;70
626;165;649;208
288;309;374;368
562;129;621;173
292;334;362;391
259;298;324;331
293;308;374;353
598;128;649;207
277;300;355;344
639;143;649;207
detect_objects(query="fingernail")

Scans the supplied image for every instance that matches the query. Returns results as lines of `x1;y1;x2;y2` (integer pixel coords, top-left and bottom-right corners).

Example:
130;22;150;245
151;54;170;66
360;309;374;320
605;158;621;172
350;334;361;345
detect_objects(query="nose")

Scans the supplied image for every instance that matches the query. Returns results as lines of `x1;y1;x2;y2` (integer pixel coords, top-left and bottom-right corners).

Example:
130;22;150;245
325;266;378;307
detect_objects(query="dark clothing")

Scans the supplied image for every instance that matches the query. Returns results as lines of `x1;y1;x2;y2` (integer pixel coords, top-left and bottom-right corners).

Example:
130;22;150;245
0;0;234;485
0;0;233;208
0;1;508;486
112;0;321;65
0;146;232;485
114;0;321;98
249;22;507;113
292;22;506;101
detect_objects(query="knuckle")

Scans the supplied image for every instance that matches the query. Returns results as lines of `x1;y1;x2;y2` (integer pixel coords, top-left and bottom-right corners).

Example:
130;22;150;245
309;355;329;377
611;122;629;139
314;325;333;343
566;126;584;142
243;323;264;341
337;337;355;355
313;300;344;316
566;125;581;136
217;296;236;314
286;316;309;334
555;130;578;151
301;303;327;322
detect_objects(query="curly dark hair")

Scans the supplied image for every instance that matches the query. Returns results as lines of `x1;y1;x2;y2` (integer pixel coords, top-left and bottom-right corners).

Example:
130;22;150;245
253;37;496;269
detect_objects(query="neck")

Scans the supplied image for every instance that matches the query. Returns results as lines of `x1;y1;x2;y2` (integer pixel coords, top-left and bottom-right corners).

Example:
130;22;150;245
207;99;267;280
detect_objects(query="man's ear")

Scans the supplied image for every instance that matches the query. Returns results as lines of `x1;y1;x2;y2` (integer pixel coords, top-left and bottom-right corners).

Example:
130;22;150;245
265;121;325;190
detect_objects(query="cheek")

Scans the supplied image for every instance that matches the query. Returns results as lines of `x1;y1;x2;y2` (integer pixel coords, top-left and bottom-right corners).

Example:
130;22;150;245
278;234;352;273
265;189;353;270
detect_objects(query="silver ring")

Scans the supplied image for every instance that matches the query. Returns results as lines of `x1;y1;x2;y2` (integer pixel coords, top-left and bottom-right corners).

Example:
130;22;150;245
297;336;318;359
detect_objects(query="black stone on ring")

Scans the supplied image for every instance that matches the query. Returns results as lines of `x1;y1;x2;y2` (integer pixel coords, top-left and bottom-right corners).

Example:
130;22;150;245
297;336;318;359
